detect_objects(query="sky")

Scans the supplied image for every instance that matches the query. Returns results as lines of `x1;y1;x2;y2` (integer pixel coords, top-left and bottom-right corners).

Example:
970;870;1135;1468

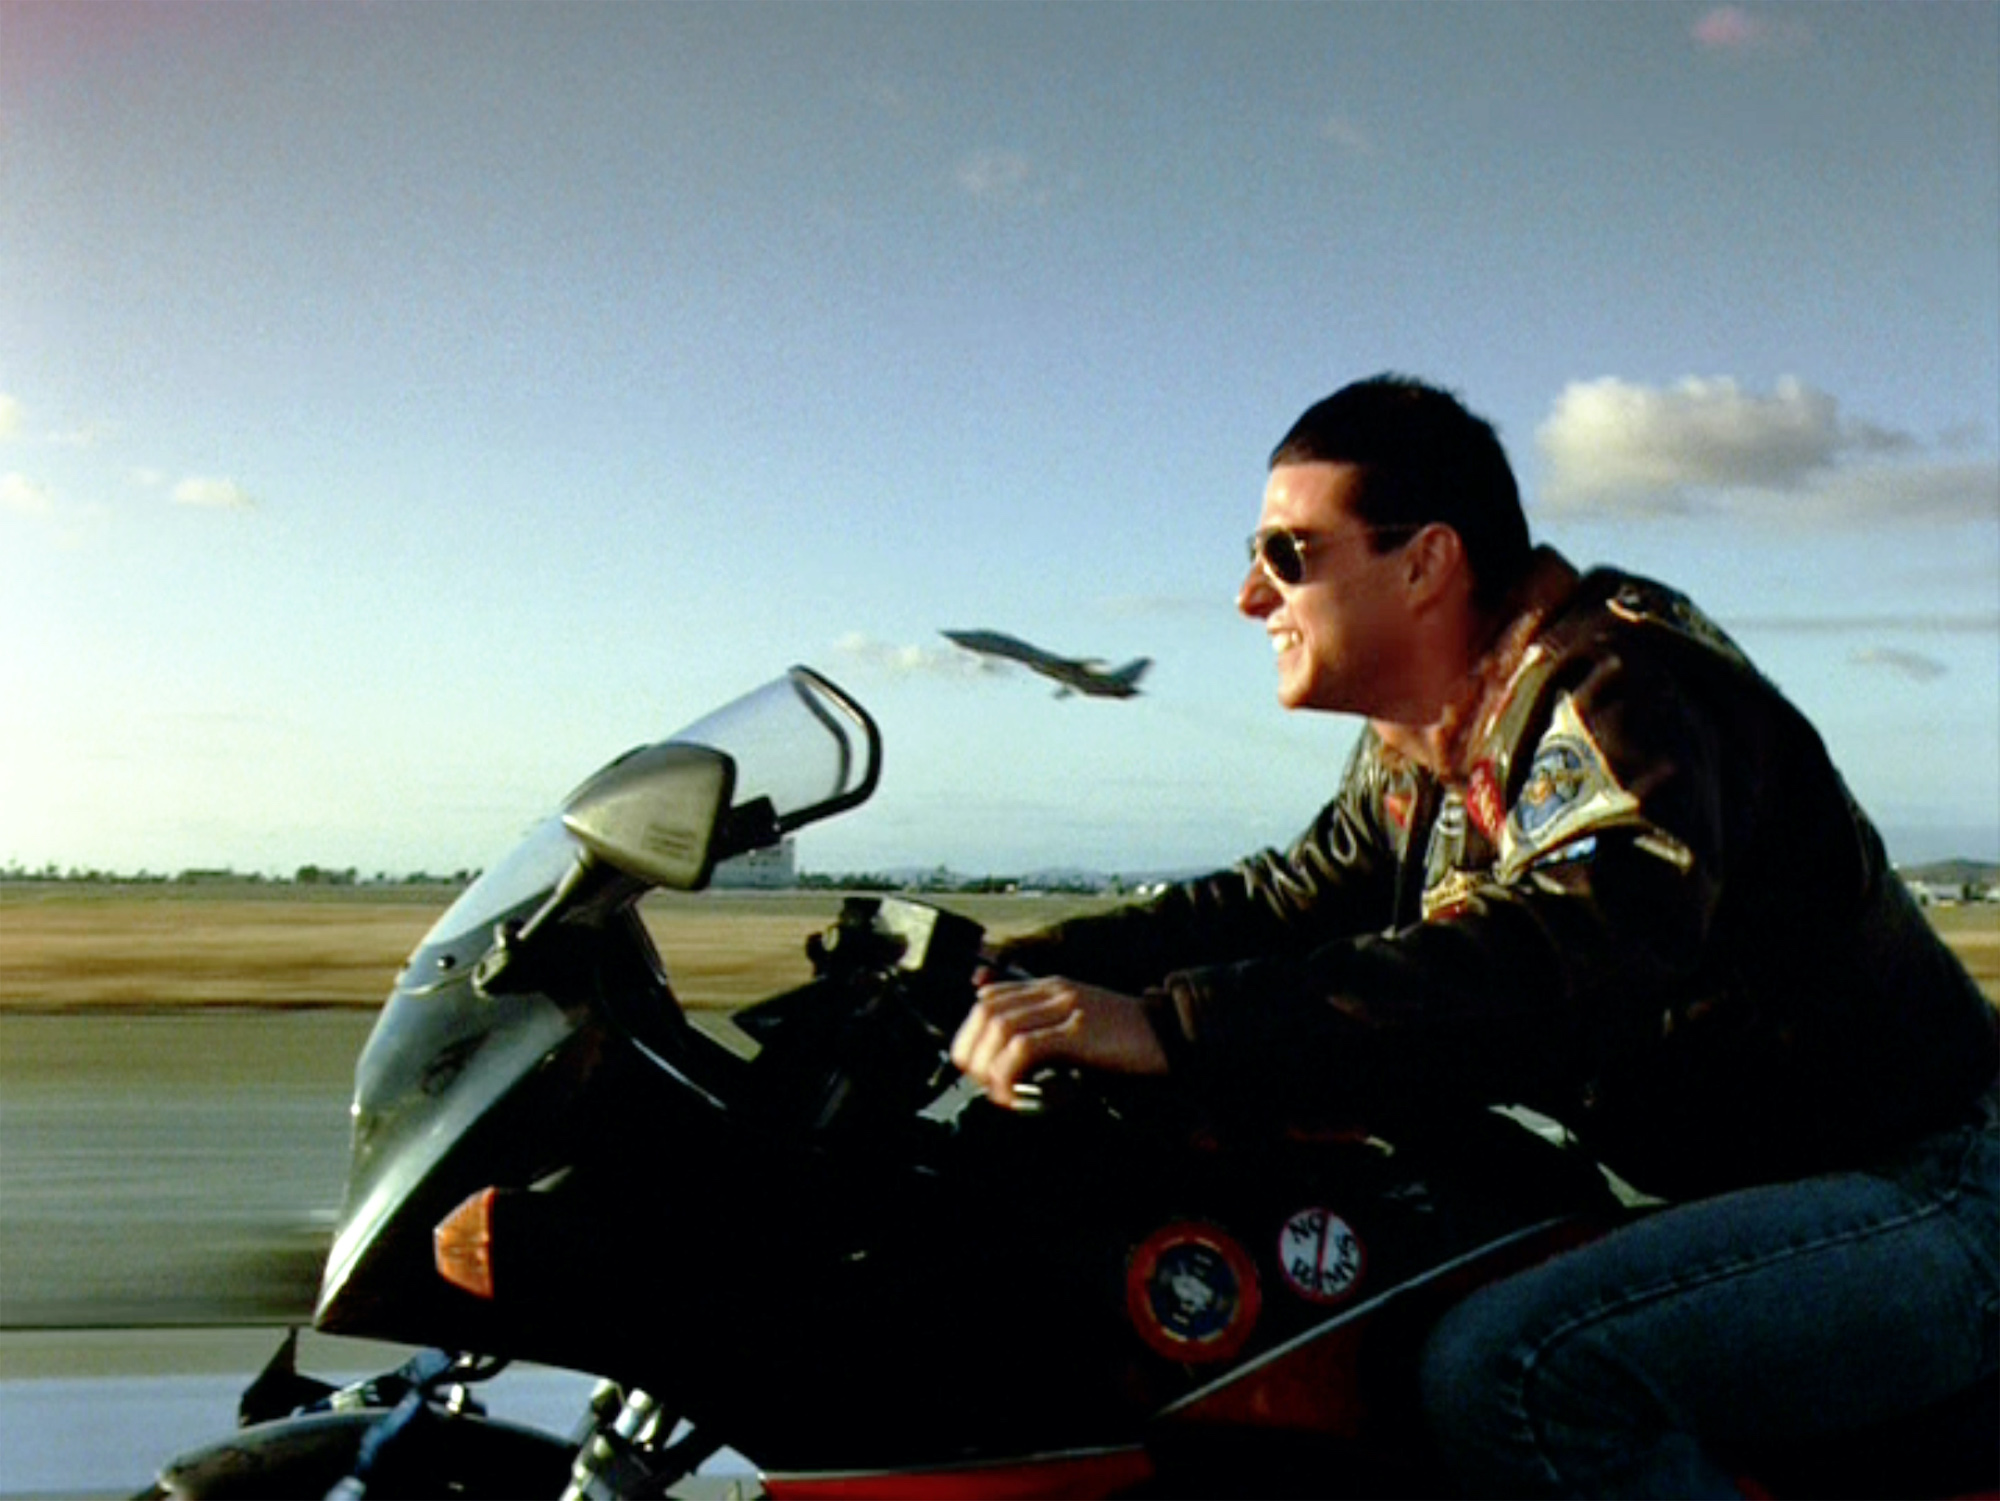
2;1;1996;881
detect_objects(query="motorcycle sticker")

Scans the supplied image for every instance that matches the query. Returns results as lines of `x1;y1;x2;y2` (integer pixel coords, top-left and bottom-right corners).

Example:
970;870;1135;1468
1126;1222;1261;1363
1278;1207;1365;1304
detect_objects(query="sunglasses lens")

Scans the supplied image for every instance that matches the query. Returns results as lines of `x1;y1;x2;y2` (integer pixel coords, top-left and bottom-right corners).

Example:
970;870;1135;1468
1252;530;1306;584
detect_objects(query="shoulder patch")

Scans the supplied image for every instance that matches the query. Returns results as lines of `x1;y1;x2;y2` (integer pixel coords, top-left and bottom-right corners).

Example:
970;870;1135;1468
1498;694;1639;877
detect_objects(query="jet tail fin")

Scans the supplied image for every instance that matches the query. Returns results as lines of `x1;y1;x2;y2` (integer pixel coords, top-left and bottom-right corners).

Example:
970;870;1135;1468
1110;658;1151;688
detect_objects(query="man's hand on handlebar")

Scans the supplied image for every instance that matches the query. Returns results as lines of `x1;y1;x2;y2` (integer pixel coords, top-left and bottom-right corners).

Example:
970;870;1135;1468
949;974;1169;1109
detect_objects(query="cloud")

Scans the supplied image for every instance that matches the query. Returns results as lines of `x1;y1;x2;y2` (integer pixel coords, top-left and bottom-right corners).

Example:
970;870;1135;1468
0;471;107;547
0;394;112;447
1;471;53;516
47;421;112;448
836;631;1004;680
1692;6;1813;57
1801;458;2000;525
954;150;1044;206
1850;646;1949;683
1534;376;1995;523
171;476;256;509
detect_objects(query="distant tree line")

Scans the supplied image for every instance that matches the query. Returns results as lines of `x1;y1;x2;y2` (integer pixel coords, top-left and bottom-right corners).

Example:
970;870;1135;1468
796;868;1125;895
0;862;479;887
4;861;1140;894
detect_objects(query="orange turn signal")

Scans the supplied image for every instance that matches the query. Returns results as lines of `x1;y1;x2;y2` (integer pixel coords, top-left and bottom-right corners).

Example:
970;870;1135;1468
434;1187;498;1299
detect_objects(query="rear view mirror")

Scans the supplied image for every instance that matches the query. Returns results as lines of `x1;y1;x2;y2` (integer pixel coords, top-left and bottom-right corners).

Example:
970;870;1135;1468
561;743;735;891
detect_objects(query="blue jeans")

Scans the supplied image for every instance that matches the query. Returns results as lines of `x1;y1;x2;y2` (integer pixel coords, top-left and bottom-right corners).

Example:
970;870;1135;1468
1418;1094;2000;1499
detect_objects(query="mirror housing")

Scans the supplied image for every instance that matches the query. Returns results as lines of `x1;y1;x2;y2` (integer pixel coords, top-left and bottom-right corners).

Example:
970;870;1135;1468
561;742;735;891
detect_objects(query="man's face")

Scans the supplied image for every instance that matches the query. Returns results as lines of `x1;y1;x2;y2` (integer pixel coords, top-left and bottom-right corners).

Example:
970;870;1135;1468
1238;462;1417;716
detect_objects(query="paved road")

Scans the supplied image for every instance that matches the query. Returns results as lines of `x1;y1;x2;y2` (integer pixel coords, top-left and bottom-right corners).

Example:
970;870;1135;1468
1;1010;374;1327
0;1013;761;1496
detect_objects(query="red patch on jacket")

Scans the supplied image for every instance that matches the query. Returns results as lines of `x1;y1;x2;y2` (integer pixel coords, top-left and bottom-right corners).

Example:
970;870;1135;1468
1466;761;1505;841
1383;791;1412;830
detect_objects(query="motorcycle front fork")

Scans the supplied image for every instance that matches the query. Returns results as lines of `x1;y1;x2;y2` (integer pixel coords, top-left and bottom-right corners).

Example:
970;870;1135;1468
564;1381;725;1501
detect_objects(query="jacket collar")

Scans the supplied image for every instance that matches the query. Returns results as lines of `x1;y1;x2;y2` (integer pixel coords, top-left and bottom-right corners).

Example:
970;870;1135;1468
1383;546;1581;783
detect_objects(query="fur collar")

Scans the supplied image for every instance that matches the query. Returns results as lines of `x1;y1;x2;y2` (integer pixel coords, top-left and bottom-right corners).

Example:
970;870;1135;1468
1379;546;1580;782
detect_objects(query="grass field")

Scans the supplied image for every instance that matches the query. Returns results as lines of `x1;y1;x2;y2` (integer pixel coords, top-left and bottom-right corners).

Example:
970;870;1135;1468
0;884;1126;1009
1;882;1995;1010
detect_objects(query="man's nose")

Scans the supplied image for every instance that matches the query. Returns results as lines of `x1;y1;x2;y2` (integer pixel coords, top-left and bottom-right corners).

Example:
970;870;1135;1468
1238;562;1278;619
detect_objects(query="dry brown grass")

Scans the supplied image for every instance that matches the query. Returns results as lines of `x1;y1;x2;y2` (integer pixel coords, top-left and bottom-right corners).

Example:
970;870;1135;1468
1927;902;2000;1004
2;883;1994;1010
0;885;1122;1010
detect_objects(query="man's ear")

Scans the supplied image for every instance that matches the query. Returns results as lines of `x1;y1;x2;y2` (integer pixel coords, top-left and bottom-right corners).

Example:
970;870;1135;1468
1404;524;1466;607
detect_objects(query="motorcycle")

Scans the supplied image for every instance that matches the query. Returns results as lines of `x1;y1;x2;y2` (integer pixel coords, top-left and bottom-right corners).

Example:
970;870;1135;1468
142;667;1998;1500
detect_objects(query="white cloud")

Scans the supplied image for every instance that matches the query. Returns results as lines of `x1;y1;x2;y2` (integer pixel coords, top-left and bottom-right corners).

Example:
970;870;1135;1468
47;421;113;448
1;471;53;516
0;395;20;440
171;476;256;509
836;631;1002;680
0;471;107;547
1534;376;1993;523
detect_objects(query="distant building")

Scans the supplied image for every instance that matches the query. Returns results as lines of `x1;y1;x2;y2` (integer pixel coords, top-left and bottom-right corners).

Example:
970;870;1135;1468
1907;879;1963;907
713;837;796;889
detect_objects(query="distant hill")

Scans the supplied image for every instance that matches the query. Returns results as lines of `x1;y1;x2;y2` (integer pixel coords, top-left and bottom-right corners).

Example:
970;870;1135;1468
1901;859;1999;889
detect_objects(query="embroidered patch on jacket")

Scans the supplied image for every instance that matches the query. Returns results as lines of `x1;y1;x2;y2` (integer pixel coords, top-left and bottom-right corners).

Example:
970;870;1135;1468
1466;760;1505;841
1515;741;1593;836
1499;694;1639;875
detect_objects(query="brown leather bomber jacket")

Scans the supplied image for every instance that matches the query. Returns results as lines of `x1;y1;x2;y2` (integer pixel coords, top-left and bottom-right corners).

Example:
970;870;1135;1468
997;550;1999;1200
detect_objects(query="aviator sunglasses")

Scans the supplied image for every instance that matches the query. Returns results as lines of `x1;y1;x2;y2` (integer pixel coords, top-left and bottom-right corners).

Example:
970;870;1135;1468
1247;523;1423;586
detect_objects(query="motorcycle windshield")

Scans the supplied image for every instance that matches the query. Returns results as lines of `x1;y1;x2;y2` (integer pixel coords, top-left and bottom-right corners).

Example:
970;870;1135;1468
319;668;879;1334
425;667;879;946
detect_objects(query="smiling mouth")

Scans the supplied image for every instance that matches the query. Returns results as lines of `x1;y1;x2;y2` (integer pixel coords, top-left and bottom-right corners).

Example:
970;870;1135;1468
1271;630;1302;653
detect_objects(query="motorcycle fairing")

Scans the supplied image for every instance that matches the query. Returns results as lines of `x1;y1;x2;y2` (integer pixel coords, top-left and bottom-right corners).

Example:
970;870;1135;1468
1159;1212;1604;1437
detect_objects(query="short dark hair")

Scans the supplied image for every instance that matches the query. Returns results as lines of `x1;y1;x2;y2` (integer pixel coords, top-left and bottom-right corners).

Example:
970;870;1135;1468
1270;374;1531;609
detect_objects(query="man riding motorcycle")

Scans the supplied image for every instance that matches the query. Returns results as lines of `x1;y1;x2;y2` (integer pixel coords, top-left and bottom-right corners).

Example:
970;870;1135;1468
952;374;2000;1498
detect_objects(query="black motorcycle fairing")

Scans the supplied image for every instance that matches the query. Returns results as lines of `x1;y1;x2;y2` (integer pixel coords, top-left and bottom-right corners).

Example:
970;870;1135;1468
315;898;660;1340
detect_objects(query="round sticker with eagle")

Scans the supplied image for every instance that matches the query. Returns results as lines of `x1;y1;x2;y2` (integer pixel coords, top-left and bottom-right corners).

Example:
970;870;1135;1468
1278;1207;1365;1304
1126;1222;1261;1362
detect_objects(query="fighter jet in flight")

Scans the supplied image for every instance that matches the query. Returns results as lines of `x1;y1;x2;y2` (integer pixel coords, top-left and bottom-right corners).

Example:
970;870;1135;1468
942;629;1151;699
